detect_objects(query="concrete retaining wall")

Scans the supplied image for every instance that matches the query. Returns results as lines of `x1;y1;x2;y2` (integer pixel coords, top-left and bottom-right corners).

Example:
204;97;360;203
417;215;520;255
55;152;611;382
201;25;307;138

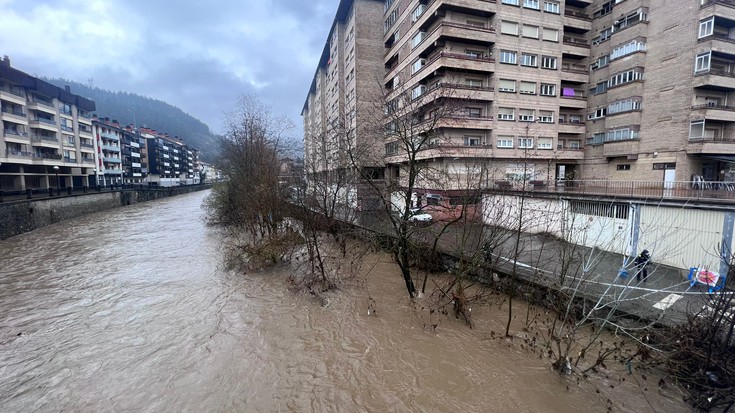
0;184;211;240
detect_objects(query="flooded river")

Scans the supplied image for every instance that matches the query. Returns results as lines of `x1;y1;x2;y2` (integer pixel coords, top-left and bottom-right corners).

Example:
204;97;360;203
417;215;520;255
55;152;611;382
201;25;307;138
0;191;689;412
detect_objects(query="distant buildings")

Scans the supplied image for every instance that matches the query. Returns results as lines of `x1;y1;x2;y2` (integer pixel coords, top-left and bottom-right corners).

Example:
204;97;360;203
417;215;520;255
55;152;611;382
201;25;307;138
302;0;735;198
0;57;204;191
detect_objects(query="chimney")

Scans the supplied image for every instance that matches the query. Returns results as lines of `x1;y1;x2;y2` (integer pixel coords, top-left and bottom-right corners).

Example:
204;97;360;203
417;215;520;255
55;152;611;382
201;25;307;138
1;55;9;67
112;119;120;127
65;85;71;92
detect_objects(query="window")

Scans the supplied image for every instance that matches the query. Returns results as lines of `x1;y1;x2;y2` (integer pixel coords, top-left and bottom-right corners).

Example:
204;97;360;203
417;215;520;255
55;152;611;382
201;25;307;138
499;50;517;64
695;52;711;73
542;27;559;42
537;137;553;149
518;137;534;148
699;17;714;39
521;53;538;67
497;136;514;148
519;81;536;94
392;75;400;89
411;31;426;48
690;120;705;140
411;4;426;22
501;21;519;35
538;110;553;123
541;55;557;69
411;85;426;100
569;140;581;149
608;69;644;88
590;55;609;70
66;135;75;145
498;79;516;92
465;78;483;88
617;164;631;171
523;0;540;10
522;24;539;38
611;40;646;60
543;1;560;13
497;107;515;121
466;20;486;28
607;98;642;115
588;107;607;119
502;0;520;4
588;133;605;145
384;8;399;34
594;0;614;18
466;107;482;118
59;103;72;115
464;136;482;146
540;83;556;96
605;127;639;142
590;81;608;95
465;49;484;58
518;109;535;122
411;58;426;74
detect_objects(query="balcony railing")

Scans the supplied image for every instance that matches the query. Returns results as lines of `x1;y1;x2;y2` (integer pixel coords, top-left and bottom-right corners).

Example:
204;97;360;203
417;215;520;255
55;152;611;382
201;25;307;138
31;135;58;143
1;107;26;117
5;149;33;158
29;98;53;107
33;117;56;125
692;103;735;111
34;152;62;160
564;9;591;20
494;179;735;202
563;36;590;48
0;87;24;97
561;63;588;74
4;129;29;137
696;67;735;78
701;0;735;7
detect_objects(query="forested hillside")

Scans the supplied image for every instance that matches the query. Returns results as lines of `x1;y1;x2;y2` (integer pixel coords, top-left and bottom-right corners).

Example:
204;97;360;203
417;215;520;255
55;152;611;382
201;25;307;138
46;79;220;163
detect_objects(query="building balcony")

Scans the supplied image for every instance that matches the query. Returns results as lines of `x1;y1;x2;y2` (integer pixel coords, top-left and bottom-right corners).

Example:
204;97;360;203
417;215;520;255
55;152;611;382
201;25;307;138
27;100;56;114
563;10;592;32
82;158;95;165
100;131;119;141
33;152;62;162
132;162;141;168
694;67;735;90
408;144;494;161
31;135;59;148
103;156;122;163
29;118;58;132
77;113;92;125
3;128;30;143
691;103;735;122
415;52;494;85
559;91;588;108
602;139;639;158
399;0;497;47
560;63;589;83
101;144;120;151
555;147;585;160
562;36;590;56
436;114;494;130
5;149;33;160
0;89;26;105
79;128;93;138
130;141;140;148
701;1;735;22
558;120;586;134
687;134;735;154
104;169;124;175
414;22;495;59
1;108;28;125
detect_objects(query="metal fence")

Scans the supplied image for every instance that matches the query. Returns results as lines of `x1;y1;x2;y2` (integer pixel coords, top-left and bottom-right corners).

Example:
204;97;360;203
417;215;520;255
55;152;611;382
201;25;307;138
492;179;735;202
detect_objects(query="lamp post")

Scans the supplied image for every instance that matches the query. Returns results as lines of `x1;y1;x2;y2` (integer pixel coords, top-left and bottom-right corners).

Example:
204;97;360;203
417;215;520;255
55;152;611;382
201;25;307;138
53;165;60;195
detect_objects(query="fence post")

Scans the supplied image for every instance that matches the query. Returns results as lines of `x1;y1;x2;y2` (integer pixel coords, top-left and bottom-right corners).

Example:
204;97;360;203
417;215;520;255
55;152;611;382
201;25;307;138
49;187;54;197
67;187;72;196
27;189;33;199
0;190;3;203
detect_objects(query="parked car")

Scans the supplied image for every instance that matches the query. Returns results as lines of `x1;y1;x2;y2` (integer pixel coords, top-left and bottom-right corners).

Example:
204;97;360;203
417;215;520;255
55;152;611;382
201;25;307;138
407;208;432;224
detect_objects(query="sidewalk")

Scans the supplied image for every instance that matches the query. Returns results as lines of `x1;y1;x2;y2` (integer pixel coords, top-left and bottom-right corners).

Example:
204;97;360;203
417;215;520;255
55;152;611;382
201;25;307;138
429;223;720;326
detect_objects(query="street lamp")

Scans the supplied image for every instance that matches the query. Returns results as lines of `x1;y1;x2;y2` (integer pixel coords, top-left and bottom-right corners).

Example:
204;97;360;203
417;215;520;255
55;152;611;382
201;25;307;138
53;165;60;195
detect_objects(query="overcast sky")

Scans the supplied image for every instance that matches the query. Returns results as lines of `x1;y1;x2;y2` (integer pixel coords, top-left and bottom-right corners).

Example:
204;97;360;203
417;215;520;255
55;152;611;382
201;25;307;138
0;0;338;137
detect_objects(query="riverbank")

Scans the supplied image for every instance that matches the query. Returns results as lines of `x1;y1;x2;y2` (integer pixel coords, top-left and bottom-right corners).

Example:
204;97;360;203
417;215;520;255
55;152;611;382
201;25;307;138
0;183;212;240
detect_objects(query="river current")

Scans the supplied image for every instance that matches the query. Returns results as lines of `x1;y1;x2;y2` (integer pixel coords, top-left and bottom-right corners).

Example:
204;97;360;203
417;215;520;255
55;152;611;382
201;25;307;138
0;191;689;412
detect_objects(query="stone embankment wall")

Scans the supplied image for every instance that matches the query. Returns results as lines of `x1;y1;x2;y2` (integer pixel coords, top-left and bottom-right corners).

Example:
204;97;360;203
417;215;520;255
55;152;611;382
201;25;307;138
0;184;212;240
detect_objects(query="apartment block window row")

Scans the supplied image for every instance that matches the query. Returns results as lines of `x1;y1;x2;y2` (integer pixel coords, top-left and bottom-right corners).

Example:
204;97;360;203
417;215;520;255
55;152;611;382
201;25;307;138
608;68;644;88
411;4;426;22
607;98;642;115
384;7;399;34
497;108;554;123
500;21;559;41
606;126;640;142
592;8;648;44
593;0;625;19
610;40;646;60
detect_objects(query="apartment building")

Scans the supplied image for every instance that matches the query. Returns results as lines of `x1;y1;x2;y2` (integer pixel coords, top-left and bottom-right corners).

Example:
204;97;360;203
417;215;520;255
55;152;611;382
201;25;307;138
91;118;124;186
305;0;735;193
141;128;199;186
0;56;96;190
302;0;386;207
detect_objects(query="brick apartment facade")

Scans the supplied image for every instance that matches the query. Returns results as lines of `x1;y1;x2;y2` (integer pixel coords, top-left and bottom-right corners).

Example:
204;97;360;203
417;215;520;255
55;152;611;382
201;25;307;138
303;0;735;195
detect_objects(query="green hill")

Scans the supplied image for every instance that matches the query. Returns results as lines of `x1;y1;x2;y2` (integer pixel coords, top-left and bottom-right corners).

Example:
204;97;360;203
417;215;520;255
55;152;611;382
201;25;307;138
46;79;220;163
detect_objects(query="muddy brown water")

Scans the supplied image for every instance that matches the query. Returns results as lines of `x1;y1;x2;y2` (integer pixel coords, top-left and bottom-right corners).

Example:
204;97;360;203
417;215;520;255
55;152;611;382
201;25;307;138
0;191;691;412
